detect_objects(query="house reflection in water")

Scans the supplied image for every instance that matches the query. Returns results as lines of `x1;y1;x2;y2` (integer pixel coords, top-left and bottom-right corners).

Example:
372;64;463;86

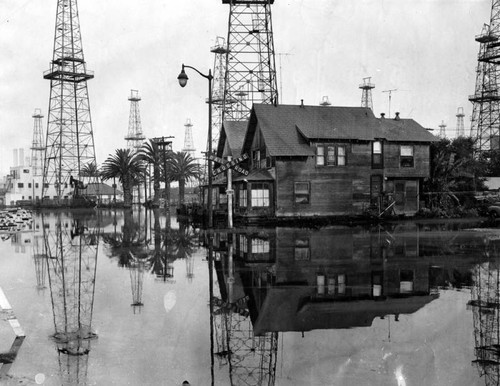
213;224;458;337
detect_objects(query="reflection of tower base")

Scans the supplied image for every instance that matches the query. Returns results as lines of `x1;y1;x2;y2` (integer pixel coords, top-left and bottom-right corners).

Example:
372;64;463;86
53;328;97;356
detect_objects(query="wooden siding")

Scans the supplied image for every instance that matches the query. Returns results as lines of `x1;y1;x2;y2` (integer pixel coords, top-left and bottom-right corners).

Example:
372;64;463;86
272;140;430;217
384;143;430;178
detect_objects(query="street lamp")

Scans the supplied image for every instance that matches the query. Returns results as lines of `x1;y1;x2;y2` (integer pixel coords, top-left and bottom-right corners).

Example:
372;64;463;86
178;64;213;228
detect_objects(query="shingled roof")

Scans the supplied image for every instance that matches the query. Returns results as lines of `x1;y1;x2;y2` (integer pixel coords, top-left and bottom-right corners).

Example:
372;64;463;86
244;104;436;157
217;120;249;158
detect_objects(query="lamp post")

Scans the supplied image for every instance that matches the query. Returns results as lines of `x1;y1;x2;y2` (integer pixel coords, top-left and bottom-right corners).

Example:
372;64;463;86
178;64;213;228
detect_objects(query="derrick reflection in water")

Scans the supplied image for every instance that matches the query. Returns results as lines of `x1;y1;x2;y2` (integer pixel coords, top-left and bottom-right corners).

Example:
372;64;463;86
468;237;500;386
42;211;101;385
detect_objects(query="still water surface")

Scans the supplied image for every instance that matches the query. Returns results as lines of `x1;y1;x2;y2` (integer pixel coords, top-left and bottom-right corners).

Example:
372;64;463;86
0;209;497;385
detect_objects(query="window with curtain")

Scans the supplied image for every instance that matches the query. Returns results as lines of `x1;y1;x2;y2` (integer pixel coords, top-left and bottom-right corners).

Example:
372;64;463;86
400;145;414;167
294;182;310;204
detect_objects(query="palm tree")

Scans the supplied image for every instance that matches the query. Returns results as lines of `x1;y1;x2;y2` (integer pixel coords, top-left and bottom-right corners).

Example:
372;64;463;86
101;149;144;208
168;151;202;206
138;140;162;207
80;161;100;180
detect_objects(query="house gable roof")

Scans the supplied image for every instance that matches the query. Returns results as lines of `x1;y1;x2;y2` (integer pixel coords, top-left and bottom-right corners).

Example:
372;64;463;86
218;120;249;158
243;104;437;157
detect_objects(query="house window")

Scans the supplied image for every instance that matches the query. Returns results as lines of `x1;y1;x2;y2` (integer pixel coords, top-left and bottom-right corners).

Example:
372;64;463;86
316;145;325;166
35;183;39;188
251;238;269;254
44;183;49;188
372;141;383;168
252;150;261;168
294;238;310;260
400;145;414;167
18;183;24;188
239;186;247;207
337;146;346;166
28;183;32;188
251;183;270;207
23;169;29;174
294;182;310;204
317;144;347;166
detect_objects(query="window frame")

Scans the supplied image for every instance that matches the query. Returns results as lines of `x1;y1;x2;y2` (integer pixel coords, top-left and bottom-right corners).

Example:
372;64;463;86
250;183;270;208
294;181;310;204
372;140;383;169
400;145;414;168
316;144;347;167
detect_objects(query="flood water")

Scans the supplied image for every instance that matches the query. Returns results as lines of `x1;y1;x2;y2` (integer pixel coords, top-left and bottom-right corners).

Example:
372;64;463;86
0;209;499;385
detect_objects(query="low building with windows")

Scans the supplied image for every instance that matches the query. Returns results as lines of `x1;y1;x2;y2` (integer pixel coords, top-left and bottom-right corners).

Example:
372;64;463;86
216;103;437;220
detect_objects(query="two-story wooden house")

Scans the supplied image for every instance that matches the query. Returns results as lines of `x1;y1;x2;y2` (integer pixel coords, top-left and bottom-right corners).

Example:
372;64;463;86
217;103;437;220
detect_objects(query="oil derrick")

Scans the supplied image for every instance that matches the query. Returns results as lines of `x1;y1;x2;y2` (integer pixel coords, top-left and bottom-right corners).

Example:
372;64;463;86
125;89;145;151
359;77;375;110
222;0;279;121
469;1;500;153
439;121;447;138
42;212;100;384
456;107;466;137
182;119;196;159
202;36;230;185
42;0;97;202
30;109;45;177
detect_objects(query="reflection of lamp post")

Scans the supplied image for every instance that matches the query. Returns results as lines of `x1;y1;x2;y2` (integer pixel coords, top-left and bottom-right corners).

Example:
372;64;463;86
178;64;213;228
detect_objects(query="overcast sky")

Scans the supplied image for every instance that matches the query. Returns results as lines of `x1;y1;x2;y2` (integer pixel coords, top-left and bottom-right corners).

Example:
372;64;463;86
0;0;490;176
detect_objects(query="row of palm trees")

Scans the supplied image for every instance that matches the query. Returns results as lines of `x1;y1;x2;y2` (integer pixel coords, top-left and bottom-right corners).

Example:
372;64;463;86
82;139;202;208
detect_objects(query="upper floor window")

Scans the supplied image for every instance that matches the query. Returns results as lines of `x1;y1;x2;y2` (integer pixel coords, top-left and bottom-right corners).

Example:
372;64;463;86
294;182;310;204
17;183;24;188
316;144;347;166
372;141;383;168
252;150;261;167
400;145;414;167
23;169;29;174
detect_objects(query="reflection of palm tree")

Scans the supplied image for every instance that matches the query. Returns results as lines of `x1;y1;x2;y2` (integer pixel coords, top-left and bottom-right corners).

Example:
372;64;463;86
102;209;148;267
172;220;199;260
148;209;175;281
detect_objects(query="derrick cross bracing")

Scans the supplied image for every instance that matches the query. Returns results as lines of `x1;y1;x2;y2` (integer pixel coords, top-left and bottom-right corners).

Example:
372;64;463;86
222;0;278;121
42;0;97;202
469;0;500;153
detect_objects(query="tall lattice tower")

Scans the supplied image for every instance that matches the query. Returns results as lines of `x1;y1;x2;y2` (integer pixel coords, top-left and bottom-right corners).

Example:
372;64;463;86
222;0;279;121
456;107;466;137
469;1;500;153
30;108;45;177
182;119;196;159
359;77;375;110
42;0;97;201
125;89;145;151
439;121;447;138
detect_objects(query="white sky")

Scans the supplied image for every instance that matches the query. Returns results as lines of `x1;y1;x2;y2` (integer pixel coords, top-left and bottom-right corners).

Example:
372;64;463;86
0;0;491;176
